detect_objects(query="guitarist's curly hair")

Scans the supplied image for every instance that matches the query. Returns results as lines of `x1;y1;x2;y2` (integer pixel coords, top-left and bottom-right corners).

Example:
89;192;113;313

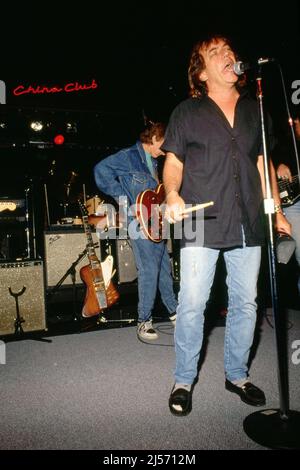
140;121;166;144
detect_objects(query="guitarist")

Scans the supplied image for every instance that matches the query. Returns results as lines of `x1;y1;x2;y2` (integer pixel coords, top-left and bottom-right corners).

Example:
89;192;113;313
94;121;177;340
274;112;300;296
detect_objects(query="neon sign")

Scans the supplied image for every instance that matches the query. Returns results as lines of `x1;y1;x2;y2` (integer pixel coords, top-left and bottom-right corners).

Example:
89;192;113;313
13;78;98;96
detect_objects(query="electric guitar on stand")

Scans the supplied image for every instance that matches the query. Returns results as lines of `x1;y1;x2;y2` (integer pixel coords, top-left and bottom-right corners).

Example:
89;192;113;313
78;201;119;317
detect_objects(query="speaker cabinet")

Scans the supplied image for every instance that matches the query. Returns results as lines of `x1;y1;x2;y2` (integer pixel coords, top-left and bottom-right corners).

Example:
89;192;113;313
44;229;99;287
0;260;46;336
115;239;137;283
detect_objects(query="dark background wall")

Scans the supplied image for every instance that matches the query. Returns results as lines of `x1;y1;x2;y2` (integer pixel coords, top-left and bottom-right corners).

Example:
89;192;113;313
2;1;299;115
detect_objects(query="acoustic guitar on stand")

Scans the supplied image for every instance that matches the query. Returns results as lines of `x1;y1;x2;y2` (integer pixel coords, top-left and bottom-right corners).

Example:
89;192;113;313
78;200;119;317
136;184;214;242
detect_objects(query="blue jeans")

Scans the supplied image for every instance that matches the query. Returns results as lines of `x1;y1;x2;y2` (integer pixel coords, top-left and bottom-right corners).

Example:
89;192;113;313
284;200;300;294
130;237;177;322
174;243;261;384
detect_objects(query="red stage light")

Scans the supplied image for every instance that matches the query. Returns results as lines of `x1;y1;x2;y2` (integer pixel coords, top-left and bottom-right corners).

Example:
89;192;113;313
54;134;65;145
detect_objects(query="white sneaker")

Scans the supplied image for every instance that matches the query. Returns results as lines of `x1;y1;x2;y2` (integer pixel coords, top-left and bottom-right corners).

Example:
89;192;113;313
169;313;176;326
137;320;158;340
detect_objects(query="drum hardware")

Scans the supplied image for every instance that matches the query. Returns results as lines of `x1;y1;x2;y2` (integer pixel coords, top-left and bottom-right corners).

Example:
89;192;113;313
86;195;103;215
64;170;78;199
83;183;87;206
44;184;51;227
60;217;74;225
24;185;32;258
72;216;83;225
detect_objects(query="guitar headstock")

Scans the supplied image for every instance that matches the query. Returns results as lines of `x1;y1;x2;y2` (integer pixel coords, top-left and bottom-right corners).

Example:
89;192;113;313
78;200;89;218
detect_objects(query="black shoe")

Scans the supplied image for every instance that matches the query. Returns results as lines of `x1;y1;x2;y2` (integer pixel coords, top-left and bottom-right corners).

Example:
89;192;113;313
225;379;266;406
169;386;192;416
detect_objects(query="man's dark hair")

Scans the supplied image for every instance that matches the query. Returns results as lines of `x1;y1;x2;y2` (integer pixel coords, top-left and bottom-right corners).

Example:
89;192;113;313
188;33;246;98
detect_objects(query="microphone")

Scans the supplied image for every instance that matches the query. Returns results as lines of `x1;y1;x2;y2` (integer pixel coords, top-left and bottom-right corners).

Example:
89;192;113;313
233;58;276;75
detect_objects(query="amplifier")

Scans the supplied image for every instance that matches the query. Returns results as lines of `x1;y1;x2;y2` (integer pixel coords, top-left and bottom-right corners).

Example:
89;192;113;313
115;239;178;283
0;260;46;336
44;229;99;287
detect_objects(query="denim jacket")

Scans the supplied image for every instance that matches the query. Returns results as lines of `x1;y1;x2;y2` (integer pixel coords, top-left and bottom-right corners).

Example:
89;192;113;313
94;141;158;208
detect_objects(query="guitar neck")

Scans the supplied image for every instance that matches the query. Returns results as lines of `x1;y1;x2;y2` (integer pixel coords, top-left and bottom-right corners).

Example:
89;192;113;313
82;215;97;257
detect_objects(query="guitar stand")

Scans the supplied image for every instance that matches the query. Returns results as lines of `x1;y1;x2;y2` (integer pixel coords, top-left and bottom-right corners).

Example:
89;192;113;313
9;286;26;336
47;248;89;327
97;310;135;327
8;286;52;343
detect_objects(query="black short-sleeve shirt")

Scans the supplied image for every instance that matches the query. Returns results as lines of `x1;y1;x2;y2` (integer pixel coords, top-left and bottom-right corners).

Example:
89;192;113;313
162;92;267;248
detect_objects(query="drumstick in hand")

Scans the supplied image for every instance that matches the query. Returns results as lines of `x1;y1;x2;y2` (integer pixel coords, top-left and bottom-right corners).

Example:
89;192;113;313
180;201;214;215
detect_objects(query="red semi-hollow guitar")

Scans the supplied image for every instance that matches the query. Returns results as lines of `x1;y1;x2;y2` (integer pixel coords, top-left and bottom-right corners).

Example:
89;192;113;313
135;183;165;242
136;184;214;242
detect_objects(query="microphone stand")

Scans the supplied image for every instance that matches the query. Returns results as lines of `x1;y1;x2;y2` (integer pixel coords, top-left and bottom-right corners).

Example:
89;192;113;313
243;66;300;449
24;185;32;259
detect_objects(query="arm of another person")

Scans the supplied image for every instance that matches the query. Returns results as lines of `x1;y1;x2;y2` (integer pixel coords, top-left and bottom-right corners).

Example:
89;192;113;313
163;152;186;223
257;155;291;235
276;163;293;182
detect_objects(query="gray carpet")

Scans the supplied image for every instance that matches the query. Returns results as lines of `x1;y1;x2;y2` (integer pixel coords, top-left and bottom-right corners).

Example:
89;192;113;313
0;309;299;450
